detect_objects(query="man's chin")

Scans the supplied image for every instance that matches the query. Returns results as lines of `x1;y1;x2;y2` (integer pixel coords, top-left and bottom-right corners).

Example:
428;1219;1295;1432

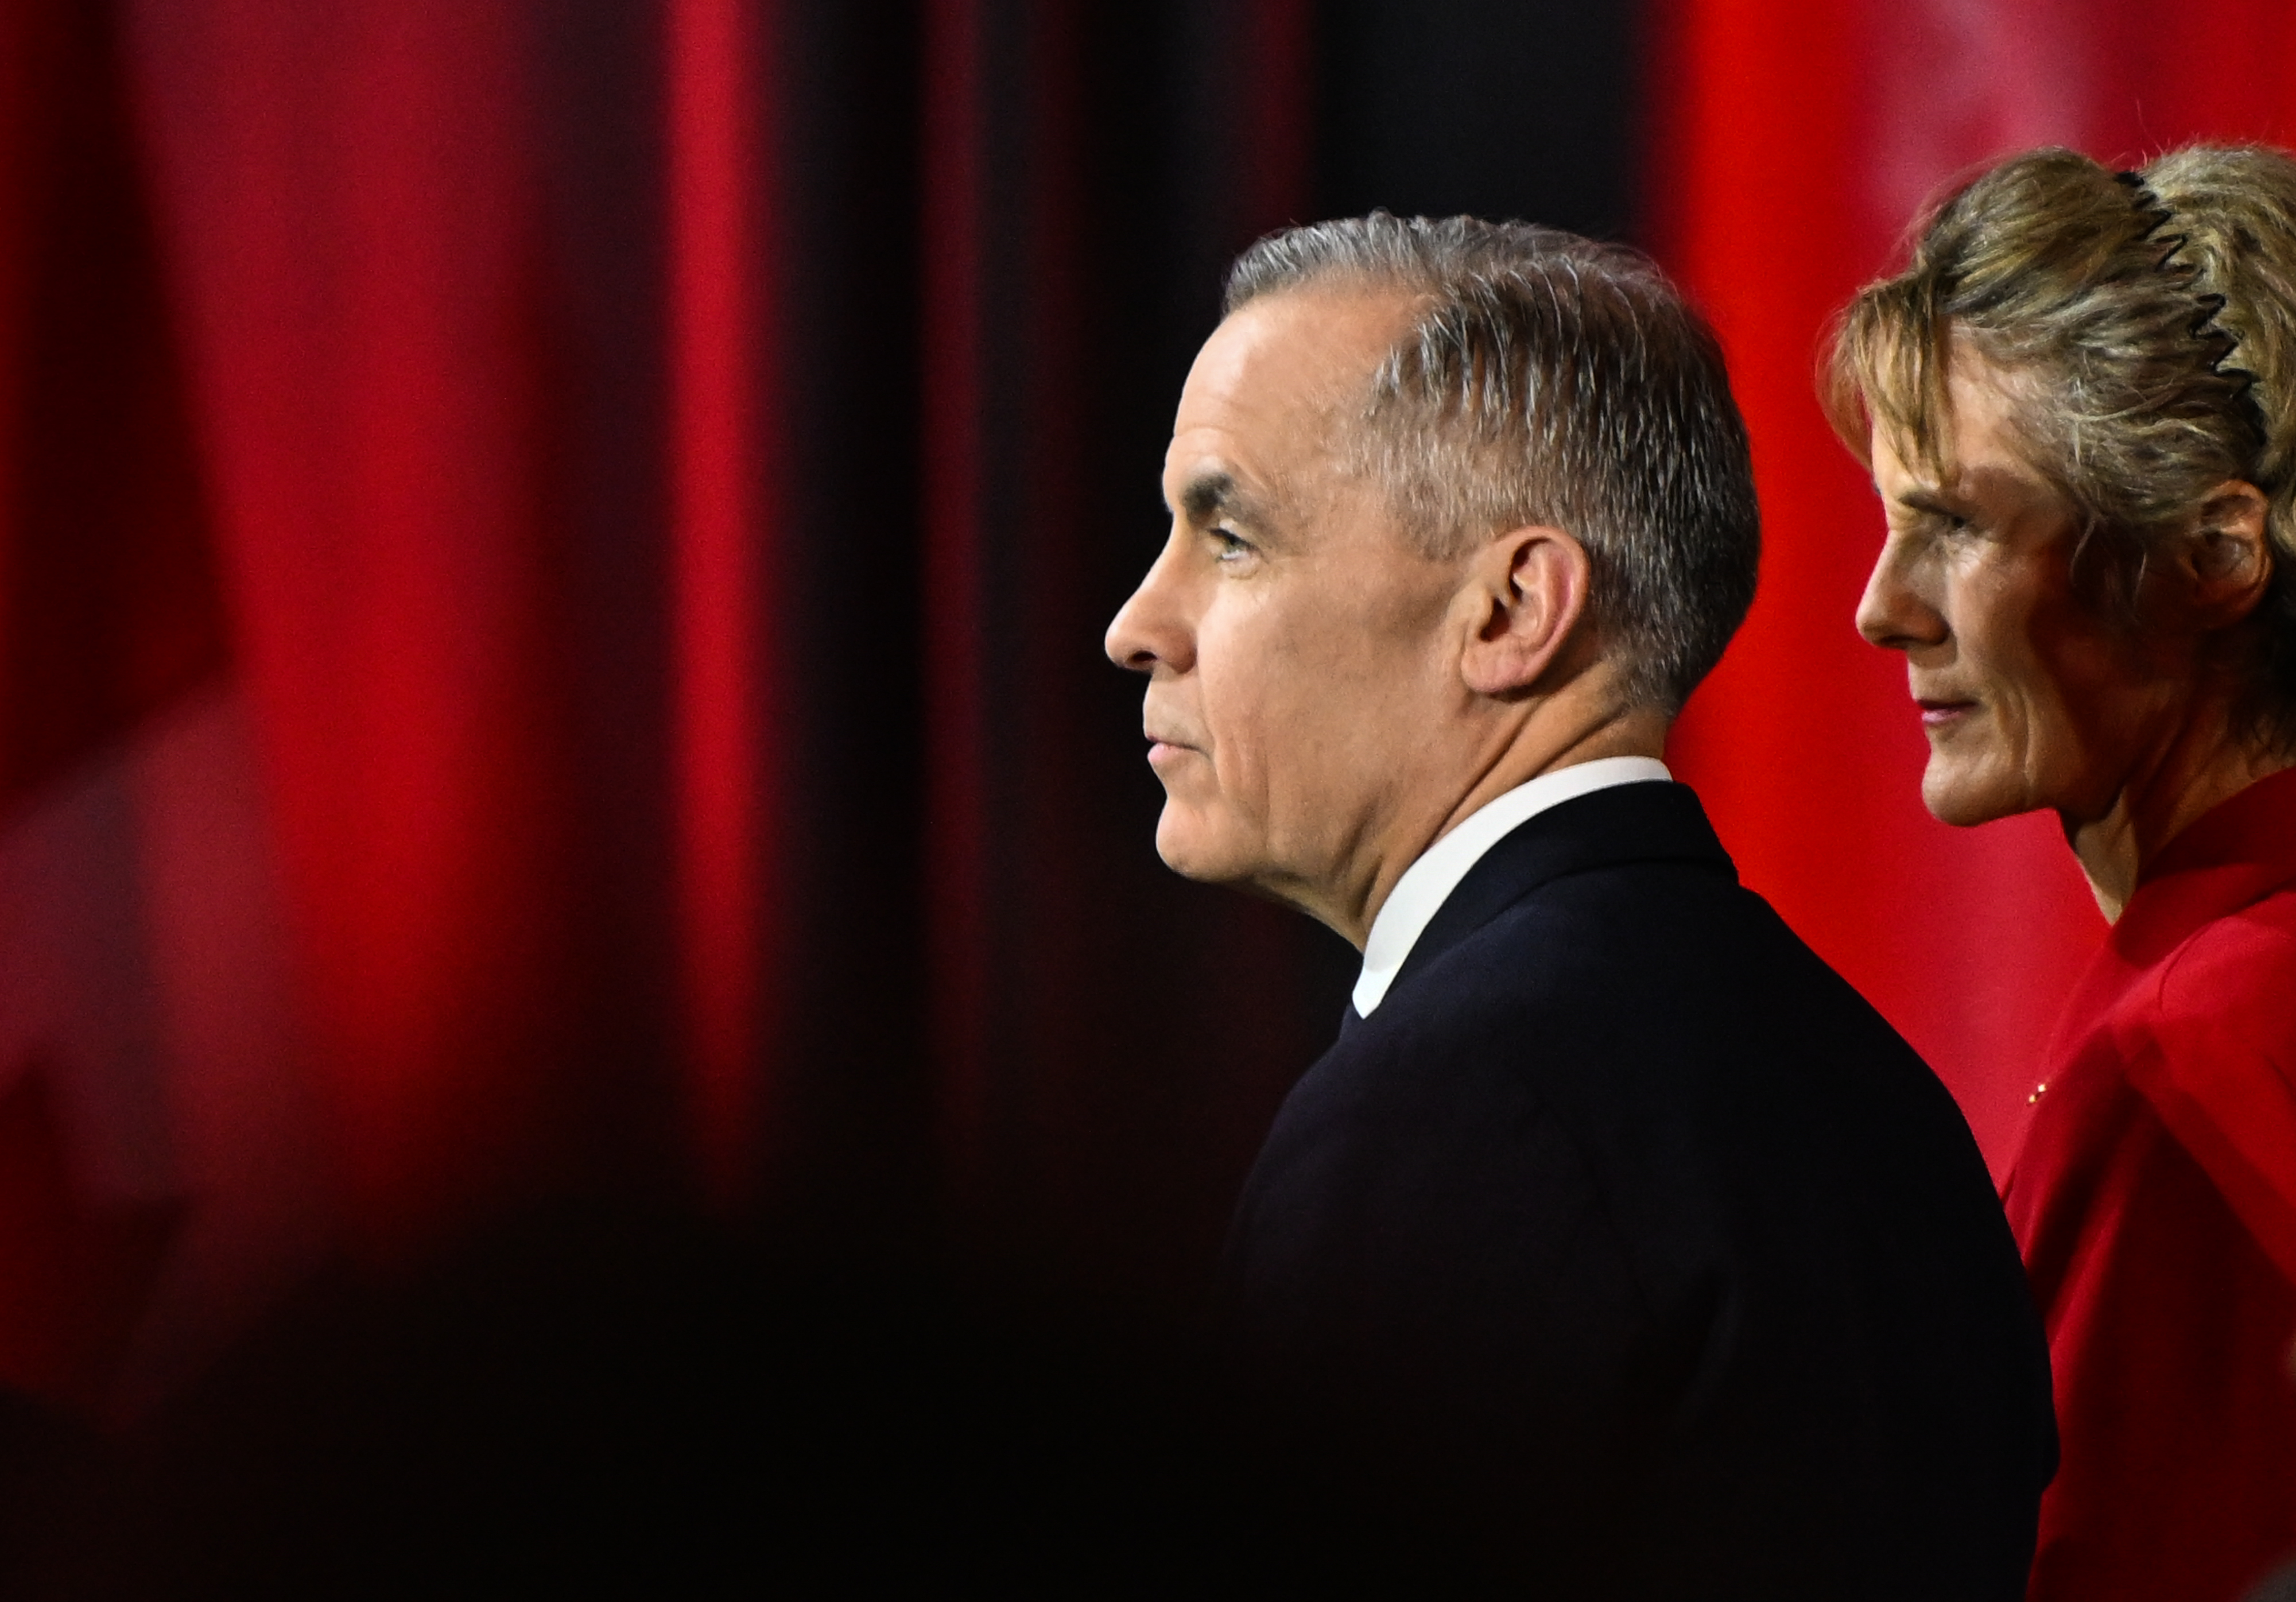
1153;813;1255;885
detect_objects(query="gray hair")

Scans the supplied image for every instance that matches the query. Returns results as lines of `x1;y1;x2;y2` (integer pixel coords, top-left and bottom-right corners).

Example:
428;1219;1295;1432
1225;214;1760;713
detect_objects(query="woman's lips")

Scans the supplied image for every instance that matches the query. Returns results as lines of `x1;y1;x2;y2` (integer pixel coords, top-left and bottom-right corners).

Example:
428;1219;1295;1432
1917;698;1976;728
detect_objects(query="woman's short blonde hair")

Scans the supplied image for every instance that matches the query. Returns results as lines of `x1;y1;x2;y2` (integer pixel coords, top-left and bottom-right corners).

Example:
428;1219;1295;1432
1825;144;2296;748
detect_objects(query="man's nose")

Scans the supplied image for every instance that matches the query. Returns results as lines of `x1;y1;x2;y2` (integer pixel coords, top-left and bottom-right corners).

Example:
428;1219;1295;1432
1855;537;1947;654
1104;549;1193;673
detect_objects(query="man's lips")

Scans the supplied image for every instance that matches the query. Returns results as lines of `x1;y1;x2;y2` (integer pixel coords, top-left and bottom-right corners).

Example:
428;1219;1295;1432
1916;697;1977;728
1145;731;1200;766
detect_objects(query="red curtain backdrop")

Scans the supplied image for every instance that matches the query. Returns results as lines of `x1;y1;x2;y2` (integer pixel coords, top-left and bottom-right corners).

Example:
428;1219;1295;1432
918;0;1320;1263
1649;0;2296;1180
0;0;776;1415
666;0;781;1212
0;0;1335;1436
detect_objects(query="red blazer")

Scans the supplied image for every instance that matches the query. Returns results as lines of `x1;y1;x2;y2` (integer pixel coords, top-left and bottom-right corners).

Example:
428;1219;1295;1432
2007;766;2296;1602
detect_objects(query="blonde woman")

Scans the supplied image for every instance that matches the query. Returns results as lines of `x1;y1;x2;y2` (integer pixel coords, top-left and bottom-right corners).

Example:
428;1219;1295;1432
1831;146;2296;1602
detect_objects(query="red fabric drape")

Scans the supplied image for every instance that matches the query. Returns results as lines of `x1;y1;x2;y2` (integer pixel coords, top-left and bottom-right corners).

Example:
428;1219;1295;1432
129;0;589;1255
0;0;702;1413
0;0;1328;1423
1649;0;2296;1180
916;0;1325;1280
920;0;994;1217
0;0;331;1414
666;0;782;1211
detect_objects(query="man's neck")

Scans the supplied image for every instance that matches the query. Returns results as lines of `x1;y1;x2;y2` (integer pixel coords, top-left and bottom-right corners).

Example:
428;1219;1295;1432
1321;699;1671;950
1428;707;1671;851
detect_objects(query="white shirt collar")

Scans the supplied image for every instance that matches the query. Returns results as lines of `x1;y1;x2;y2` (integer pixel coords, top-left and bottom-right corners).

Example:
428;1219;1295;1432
1351;755;1673;1018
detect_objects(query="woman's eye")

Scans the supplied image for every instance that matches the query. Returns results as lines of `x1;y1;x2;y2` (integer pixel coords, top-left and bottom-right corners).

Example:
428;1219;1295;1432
1914;510;1977;543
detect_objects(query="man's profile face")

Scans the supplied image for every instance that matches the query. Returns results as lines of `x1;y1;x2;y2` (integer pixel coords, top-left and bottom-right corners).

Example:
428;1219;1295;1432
1104;290;1466;924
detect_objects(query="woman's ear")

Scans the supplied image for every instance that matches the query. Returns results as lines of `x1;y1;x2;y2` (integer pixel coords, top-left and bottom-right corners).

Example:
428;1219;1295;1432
2177;480;2273;629
1458;525;1592;697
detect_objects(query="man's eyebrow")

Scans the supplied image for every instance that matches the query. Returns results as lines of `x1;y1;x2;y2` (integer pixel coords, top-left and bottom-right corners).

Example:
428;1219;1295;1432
1174;470;1270;529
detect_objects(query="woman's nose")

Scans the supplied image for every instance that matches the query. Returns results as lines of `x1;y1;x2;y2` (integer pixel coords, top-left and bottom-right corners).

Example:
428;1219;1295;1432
1856;536;1948;653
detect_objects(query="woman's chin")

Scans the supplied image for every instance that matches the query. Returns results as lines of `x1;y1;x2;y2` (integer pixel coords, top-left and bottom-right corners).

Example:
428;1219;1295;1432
1921;762;2030;829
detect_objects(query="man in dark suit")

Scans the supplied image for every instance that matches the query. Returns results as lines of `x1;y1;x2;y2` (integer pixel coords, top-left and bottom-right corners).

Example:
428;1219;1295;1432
1104;217;2055;1596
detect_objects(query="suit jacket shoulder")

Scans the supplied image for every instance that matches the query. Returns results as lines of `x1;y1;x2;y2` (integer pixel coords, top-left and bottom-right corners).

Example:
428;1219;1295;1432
1220;782;2053;1600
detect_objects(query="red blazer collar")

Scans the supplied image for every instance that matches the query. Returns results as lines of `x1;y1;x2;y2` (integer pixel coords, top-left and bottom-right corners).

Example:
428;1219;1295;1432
2111;765;2296;971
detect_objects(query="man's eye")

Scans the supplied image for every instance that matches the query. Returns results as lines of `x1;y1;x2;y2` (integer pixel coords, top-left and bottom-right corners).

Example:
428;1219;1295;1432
1212;528;1254;562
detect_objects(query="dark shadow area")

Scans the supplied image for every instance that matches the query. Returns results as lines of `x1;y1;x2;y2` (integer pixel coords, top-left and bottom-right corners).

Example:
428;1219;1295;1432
0;1209;1535;1597
5;1211;1245;1596
2;1208;1678;1596
1316;0;1643;238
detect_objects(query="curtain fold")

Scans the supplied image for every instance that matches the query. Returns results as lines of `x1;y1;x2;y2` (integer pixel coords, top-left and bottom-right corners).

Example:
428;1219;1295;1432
0;0;1336;1420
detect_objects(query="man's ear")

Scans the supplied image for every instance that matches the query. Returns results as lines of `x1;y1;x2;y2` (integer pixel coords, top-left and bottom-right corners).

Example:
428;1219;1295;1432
2173;480;2273;629
1458;524;1592;697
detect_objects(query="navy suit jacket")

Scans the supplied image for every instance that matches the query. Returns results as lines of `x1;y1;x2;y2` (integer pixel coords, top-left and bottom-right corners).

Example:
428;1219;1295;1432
1220;782;2055;1597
